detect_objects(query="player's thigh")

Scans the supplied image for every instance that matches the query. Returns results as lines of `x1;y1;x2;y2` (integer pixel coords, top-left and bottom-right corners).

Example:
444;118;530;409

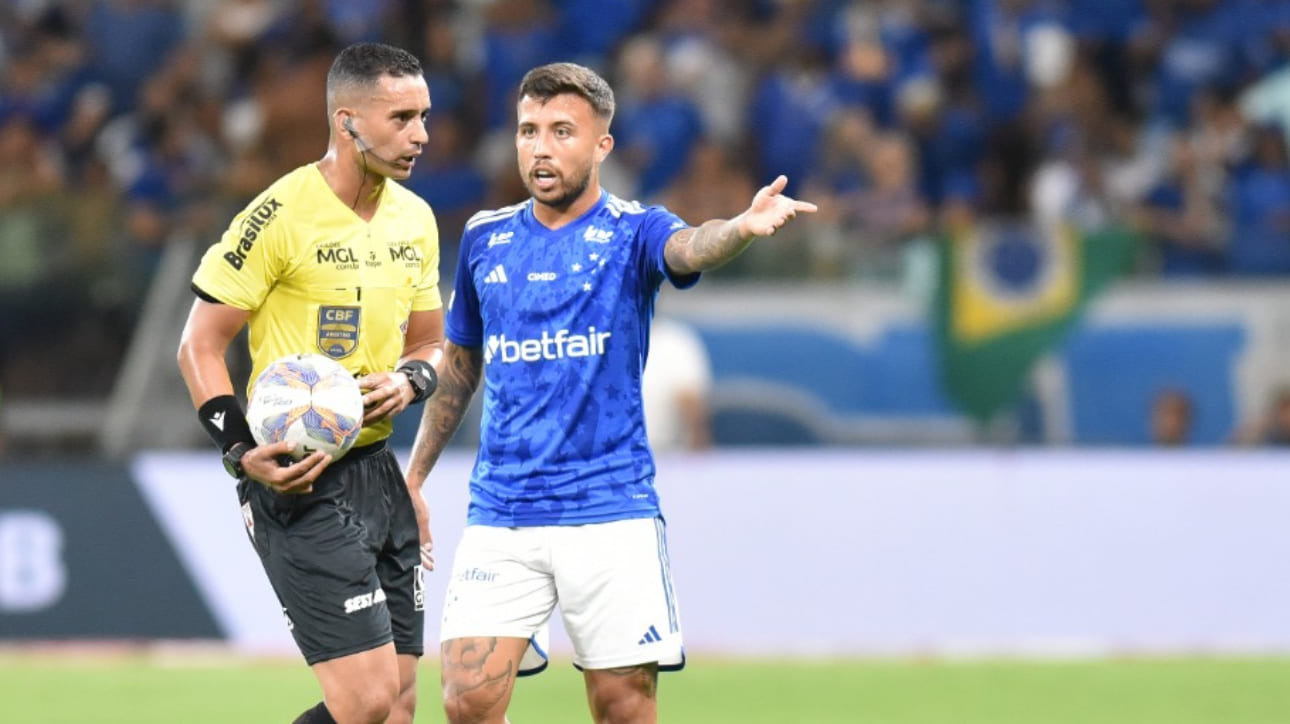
553;517;684;671
583;662;660;721
440;524;556;675
440;636;531;719
312;642;400;722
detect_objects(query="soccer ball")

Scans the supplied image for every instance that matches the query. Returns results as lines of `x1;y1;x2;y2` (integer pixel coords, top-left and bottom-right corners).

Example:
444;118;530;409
246;353;363;460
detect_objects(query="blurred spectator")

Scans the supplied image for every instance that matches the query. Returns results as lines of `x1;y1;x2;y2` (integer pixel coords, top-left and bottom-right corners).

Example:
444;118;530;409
658;138;757;225
1030;129;1116;233
1134;0;1243;128
643;317;713;453
197;0;287;95
221;14;339;198
613;34;703;199
0;112;65;293
11;0;1290;426
1233;387;1290;446
826;4;898;128
1133;133;1226;276
478;0;560;130
553;0;650;63
659;11;751;148
835;130;931;278
1226;123;1290;275
746;40;835;195
1150;387;1194;446
418;14;478;122
83;0;185;115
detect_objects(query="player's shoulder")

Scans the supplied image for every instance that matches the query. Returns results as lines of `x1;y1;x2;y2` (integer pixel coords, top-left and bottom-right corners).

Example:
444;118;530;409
601;192;686;236
457;200;524;246
603;192;649;219
465;199;529;233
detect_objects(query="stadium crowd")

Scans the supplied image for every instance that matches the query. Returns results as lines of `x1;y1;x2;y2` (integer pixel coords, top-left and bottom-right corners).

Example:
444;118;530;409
3;0;1290;405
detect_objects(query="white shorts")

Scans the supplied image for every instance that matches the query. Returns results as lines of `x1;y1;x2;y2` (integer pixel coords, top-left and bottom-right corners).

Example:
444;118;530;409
440;516;684;674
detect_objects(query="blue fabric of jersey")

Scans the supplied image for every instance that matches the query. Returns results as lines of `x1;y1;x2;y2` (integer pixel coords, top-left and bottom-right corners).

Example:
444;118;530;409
447;190;697;526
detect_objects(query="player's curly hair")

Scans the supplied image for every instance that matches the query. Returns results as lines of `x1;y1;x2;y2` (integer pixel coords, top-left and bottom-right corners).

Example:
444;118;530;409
518;63;615;123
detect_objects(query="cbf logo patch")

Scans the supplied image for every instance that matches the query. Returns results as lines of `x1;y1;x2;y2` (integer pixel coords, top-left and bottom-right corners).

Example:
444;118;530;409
318;306;359;358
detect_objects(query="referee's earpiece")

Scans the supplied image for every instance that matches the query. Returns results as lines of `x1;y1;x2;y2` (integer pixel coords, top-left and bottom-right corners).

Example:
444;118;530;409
344;116;372;154
342;115;394;166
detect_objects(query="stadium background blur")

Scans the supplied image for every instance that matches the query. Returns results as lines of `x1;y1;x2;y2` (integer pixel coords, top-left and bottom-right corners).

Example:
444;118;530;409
4;2;1290;722
4;0;1290;452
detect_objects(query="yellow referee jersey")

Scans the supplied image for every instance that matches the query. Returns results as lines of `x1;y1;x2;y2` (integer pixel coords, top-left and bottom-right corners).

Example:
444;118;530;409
192;163;442;447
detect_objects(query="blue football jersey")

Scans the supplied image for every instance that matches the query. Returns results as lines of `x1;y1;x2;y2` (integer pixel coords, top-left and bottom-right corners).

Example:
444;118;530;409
446;190;698;526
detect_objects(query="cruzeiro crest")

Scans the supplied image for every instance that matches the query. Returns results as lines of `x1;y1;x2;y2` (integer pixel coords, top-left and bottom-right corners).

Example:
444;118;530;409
318;306;360;358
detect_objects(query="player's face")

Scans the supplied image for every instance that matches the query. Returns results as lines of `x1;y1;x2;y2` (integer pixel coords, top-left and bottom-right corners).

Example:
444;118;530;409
516;93;611;212
353;74;431;180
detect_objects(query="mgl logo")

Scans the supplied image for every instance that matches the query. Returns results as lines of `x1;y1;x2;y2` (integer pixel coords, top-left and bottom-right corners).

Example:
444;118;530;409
485;327;612;364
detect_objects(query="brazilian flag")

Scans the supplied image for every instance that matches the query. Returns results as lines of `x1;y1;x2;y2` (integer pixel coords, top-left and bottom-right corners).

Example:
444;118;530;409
934;222;1137;422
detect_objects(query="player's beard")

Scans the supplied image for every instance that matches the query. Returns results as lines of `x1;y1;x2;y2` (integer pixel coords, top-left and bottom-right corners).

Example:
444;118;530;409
525;162;593;213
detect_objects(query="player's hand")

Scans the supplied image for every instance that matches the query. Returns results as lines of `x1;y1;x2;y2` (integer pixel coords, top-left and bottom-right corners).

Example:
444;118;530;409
242;441;330;494
358;371;414;425
736;175;818;238
409;486;434;570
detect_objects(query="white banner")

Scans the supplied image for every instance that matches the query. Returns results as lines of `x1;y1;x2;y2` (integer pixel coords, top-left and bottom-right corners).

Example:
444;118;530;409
132;449;1290;657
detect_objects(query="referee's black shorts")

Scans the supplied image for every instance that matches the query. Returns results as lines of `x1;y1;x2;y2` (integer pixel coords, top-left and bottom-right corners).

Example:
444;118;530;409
236;440;425;665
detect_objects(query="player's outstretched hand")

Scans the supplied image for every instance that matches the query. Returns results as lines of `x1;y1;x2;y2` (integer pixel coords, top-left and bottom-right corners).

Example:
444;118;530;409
243;441;330;494
737;175;818;238
358;370;414;425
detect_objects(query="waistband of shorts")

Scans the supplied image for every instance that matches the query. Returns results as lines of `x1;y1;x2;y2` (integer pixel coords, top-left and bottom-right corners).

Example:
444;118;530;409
337;439;387;463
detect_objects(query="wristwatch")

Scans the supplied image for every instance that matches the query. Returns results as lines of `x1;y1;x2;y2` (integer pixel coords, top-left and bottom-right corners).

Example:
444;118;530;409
398;361;438;403
222;441;254;480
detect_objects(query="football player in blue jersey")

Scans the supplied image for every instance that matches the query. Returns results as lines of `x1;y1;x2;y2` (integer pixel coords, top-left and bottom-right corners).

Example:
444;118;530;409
406;62;815;724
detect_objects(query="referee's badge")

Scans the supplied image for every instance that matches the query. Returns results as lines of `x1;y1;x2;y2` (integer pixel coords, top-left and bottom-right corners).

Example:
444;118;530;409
318;306;360;358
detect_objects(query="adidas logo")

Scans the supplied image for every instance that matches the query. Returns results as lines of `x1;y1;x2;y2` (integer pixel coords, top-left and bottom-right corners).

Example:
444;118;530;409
484;265;508;284
637;624;663;645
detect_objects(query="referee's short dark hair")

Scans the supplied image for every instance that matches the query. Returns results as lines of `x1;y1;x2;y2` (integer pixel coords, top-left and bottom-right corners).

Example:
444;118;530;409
518;63;615;123
327;43;422;101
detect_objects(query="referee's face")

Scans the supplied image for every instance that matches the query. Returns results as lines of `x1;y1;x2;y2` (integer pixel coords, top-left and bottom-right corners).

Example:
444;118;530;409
354;74;432;180
516;92;612;212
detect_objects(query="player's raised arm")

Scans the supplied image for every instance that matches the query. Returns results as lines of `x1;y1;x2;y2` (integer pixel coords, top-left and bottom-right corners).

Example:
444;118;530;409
663;174;817;275
404;340;483;488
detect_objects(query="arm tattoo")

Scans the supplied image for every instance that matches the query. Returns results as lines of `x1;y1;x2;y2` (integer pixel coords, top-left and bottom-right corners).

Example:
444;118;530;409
406;342;482;481
665;219;752;274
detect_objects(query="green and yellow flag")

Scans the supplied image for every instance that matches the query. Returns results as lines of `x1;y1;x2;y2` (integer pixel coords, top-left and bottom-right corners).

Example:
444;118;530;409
934;222;1137;422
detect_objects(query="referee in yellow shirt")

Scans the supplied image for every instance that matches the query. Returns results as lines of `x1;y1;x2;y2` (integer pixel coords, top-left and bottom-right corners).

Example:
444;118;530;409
177;43;442;724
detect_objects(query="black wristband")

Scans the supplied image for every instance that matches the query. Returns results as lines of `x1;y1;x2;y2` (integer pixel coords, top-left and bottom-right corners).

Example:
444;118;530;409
197;395;256;453
397;359;438;404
